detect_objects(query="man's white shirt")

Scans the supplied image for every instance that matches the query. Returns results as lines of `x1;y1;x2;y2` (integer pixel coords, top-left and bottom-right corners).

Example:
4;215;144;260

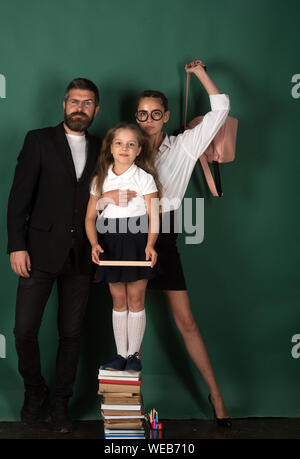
66;133;87;179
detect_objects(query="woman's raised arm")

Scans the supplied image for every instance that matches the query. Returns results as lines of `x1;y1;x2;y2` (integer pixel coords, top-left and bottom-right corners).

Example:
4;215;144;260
185;59;221;95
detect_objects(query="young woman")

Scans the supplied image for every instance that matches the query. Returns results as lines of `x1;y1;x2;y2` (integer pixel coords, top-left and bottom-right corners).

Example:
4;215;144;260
100;61;231;425
85;124;161;372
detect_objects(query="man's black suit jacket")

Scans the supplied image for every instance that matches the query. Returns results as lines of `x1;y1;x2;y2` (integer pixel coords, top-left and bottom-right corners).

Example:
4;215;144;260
7;122;101;274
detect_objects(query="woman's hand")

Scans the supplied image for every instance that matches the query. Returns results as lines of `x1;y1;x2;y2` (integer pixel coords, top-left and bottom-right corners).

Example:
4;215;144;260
145;244;157;268
91;243;104;265
185;59;206;75
185;59;220;95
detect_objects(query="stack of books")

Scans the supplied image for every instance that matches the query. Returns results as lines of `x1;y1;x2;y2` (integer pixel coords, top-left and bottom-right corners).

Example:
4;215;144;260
98;367;146;439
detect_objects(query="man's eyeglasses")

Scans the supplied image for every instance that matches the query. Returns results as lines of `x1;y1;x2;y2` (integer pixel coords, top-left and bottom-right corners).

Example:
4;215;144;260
136;110;163;122
66;98;95;108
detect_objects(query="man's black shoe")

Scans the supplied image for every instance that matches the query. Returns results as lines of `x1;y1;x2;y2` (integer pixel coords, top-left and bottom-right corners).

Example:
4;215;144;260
48;397;72;433
21;386;49;425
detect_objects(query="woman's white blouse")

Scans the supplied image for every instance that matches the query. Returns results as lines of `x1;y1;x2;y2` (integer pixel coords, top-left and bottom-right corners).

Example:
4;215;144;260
155;93;230;212
90;163;158;218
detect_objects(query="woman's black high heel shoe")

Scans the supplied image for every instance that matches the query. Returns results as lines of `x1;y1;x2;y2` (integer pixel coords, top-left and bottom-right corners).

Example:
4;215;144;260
208;394;232;428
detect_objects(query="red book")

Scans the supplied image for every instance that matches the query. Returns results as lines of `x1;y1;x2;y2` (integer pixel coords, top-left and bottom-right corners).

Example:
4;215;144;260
99;379;142;386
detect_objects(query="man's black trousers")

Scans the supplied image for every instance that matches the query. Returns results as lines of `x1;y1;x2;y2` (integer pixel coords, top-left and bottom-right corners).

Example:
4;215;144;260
14;249;92;398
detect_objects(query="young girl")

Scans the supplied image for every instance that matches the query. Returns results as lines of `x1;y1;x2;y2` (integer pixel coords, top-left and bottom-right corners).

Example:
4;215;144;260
99;60;232;425
85;123;161;372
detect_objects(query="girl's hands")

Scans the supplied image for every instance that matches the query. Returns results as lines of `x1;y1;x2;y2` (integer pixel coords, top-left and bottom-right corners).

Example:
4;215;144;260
185;59;206;75
145;245;157;268
100;189;137;209
91;243;104;265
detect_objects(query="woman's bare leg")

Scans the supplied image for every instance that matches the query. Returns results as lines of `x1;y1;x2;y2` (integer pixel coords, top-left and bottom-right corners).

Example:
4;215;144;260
164;289;229;419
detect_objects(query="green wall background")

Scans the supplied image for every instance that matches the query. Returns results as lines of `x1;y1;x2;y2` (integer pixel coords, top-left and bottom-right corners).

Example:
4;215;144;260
0;0;299;421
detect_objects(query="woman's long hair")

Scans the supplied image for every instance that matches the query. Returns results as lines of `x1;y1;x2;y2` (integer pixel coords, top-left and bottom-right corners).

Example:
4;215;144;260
92;123;162;199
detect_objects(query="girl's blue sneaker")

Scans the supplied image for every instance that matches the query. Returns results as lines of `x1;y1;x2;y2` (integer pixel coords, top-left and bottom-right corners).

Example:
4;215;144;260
101;355;127;371
125;352;142;372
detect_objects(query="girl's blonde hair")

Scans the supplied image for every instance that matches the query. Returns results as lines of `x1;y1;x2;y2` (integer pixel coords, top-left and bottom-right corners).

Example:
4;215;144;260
92;123;162;198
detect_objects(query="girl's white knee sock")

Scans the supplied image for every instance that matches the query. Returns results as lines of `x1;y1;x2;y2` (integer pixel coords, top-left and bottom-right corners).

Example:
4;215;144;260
112;309;128;358
127;309;146;356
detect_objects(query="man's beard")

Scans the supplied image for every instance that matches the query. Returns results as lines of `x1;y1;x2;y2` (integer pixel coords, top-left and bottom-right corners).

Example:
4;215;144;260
64;110;94;132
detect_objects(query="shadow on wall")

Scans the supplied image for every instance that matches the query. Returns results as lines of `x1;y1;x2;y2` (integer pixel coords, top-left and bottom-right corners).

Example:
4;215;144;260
187;58;281;199
144;289;208;415
71;281;114;419
175;60;285;417
0;362;24;420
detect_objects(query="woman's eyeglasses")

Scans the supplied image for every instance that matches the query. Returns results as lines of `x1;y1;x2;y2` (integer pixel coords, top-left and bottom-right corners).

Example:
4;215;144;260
135;110;163;122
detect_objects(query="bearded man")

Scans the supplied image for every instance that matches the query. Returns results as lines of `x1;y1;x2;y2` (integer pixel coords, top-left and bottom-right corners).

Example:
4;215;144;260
7;78;101;433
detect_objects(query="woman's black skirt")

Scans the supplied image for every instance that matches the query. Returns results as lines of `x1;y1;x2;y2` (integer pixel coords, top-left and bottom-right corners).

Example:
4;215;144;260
147;210;187;291
95;214;160;283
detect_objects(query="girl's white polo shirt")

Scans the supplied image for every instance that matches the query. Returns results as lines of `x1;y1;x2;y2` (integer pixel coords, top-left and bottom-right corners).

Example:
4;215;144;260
90;163;157;219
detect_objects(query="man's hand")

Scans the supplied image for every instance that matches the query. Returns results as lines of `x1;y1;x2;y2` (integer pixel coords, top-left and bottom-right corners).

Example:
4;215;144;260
10;250;31;278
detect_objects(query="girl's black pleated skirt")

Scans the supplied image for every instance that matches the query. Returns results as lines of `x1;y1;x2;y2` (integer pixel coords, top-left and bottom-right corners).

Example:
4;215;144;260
95;214;160;283
147;210;187;291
